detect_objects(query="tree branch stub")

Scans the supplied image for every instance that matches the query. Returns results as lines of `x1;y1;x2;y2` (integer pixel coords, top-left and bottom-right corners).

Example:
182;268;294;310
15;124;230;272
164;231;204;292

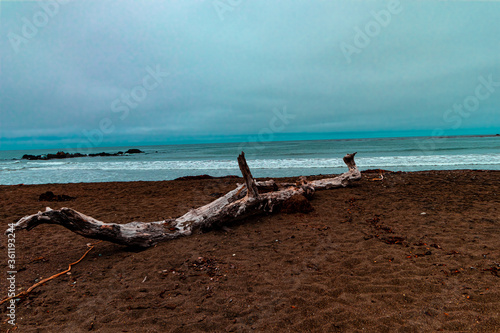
237;152;259;199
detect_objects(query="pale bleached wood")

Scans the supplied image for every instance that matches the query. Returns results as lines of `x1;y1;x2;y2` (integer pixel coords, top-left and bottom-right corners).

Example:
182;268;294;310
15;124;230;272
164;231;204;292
237;152;259;198
7;152;361;248
309;152;361;189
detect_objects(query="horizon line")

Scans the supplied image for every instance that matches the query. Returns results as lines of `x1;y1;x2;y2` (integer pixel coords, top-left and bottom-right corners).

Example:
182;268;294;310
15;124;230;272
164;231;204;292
1;131;499;152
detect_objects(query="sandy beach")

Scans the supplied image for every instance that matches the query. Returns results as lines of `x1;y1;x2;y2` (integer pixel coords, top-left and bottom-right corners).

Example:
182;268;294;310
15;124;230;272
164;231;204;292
1;170;499;332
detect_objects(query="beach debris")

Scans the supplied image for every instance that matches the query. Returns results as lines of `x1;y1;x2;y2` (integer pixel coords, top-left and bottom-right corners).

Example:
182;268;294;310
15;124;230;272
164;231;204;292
38;191;76;202
364;216;408;246
0;241;101;306
189;257;224;278
379;236;406;245
368;173;384;181
483;266;500;277
343;197;359;222
296;223;329;231
8;152;361;248
414;251;433;257
28;256;48;264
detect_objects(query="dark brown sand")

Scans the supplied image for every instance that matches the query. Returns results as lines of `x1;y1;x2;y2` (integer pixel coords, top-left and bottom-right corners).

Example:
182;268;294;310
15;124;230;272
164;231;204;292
1;170;499;332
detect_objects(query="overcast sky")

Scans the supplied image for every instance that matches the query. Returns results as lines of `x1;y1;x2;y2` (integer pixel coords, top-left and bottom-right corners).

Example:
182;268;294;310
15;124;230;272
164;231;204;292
1;0;500;150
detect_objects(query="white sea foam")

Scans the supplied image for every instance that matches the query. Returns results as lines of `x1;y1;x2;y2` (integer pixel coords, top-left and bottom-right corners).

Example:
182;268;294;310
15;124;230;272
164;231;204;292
1;137;499;185
7;154;500;172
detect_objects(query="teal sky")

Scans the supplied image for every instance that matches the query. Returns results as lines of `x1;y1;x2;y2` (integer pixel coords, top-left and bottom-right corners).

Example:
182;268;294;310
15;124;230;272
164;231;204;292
1;0;500;150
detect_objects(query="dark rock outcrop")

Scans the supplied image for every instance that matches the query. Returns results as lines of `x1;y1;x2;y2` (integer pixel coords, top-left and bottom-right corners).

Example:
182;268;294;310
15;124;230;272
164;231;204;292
21;149;144;160
39;191;76;202
22;151;86;160
125;149;144;154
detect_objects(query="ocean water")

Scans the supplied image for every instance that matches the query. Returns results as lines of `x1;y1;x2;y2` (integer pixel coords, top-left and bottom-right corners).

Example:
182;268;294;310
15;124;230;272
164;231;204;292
0;136;499;185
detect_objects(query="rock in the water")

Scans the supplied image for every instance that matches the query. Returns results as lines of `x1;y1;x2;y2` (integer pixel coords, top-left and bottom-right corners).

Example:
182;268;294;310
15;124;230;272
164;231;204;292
22;151;85;160
125;149;144;154
22;149;144;160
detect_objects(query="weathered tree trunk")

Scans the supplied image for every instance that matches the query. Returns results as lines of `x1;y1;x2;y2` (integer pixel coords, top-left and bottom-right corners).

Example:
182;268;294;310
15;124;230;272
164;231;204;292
7;152;361;248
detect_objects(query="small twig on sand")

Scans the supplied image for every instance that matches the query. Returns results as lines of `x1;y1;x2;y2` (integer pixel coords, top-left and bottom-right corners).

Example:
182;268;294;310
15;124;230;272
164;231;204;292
0;241;101;306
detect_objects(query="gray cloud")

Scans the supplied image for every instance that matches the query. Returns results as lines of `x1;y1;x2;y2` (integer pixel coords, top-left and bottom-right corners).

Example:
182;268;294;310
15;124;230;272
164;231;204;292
1;0;500;150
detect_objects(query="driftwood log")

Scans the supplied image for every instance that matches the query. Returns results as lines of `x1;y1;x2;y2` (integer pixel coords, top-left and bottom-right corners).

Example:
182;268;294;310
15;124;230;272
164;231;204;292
7;152;361;248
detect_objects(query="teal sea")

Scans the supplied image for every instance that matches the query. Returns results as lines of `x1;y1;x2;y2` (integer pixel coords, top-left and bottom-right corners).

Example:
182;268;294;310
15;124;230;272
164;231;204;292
1;135;499;185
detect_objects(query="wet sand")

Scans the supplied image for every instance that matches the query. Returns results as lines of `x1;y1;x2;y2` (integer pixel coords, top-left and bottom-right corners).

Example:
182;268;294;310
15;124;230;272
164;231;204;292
1;170;499;332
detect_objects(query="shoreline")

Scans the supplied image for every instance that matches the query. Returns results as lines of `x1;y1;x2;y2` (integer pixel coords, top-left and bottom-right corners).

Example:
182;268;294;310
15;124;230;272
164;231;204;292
1;169;499;332
3;135;500;185
1;168;499;187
